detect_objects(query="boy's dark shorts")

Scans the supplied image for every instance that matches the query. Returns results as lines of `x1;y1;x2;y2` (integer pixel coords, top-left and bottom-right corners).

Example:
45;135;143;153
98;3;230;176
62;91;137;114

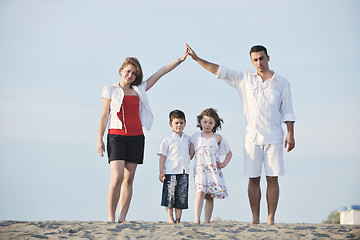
161;174;189;209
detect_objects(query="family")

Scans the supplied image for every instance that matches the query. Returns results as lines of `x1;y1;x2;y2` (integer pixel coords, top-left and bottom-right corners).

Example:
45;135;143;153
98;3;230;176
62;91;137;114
96;44;296;225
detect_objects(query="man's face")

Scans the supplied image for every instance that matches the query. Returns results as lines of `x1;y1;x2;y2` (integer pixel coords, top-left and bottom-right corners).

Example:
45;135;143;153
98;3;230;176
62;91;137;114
251;51;270;73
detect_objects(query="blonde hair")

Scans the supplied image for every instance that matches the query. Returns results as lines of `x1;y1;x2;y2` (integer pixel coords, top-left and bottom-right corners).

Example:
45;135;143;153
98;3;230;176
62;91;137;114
119;57;143;86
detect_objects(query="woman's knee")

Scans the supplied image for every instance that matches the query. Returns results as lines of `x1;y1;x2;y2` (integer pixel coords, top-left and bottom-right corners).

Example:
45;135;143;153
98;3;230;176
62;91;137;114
110;174;124;187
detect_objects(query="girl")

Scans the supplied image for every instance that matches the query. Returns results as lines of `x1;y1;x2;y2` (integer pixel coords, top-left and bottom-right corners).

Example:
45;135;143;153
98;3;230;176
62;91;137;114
97;48;188;223
190;108;232;224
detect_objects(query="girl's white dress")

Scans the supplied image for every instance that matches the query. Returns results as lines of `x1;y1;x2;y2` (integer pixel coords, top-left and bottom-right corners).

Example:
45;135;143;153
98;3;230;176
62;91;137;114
191;132;231;199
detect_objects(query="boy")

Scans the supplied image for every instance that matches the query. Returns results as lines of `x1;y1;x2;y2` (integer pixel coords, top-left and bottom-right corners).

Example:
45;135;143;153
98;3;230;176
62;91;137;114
158;110;192;224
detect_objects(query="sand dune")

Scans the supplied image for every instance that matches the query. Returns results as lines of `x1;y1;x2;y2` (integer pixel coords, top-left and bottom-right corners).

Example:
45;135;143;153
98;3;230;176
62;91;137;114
1;220;359;239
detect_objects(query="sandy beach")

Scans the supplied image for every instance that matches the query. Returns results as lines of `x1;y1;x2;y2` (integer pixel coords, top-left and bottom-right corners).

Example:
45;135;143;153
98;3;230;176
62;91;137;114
1;220;359;240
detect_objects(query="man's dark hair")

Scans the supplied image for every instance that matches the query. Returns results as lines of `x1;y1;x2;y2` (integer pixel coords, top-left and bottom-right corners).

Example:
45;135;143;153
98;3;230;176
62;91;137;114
250;45;268;56
169;110;186;122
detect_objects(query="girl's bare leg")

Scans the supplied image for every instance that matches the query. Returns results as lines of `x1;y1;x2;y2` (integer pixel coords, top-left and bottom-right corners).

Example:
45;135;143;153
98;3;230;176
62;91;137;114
194;192;205;223
118;162;137;222
166;207;175;223
107;160;125;222
204;194;214;224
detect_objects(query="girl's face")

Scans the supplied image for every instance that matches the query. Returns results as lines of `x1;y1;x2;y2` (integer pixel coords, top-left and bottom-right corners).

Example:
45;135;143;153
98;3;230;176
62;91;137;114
200;115;216;133
120;64;137;85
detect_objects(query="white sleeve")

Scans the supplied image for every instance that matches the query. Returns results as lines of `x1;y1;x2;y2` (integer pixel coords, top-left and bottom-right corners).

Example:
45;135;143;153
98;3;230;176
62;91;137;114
158;138;169;156
218;135;231;156
102;85;111;99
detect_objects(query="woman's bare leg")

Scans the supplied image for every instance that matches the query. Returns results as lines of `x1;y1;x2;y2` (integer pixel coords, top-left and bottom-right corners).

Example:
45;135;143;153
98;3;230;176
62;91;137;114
107;160;125;222
118;162;137;222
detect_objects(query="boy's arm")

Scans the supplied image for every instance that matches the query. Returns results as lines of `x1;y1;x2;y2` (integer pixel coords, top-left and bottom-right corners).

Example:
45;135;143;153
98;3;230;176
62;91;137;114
186;43;219;75
159;154;166;183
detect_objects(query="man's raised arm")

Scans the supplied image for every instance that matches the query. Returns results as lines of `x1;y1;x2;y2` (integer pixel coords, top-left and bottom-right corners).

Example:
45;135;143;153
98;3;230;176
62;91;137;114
186;43;219;75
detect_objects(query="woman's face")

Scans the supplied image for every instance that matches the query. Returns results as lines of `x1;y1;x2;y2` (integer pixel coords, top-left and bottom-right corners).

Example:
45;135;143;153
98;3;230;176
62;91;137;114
120;64;137;85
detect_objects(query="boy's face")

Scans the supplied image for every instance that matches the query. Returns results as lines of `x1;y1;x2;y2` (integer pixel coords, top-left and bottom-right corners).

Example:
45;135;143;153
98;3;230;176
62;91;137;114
169;118;186;135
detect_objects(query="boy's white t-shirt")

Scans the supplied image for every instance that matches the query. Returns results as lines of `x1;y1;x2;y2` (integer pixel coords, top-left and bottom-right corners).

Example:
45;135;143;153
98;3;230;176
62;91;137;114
158;132;191;174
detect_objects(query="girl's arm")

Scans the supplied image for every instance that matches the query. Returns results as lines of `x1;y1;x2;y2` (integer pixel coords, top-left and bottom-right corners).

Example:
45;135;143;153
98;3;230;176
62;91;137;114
190;143;195;159
145;47;188;91
217;150;232;168
159;154;166;183
97;97;111;157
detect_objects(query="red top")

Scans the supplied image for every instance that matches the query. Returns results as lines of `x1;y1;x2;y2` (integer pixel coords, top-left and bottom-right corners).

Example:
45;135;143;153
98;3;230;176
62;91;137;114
108;95;143;136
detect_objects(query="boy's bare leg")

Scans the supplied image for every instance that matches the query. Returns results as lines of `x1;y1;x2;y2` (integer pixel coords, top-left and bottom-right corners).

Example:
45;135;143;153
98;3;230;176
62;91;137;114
175;208;182;223
194;192;205;224
166;207;175;223
248;177;261;224
266;176;279;225
204;194;214;224
107;160;125;222
118;162;137;222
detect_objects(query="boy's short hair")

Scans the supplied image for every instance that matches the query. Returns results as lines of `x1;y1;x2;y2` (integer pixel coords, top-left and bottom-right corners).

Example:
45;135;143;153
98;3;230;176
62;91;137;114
169;110;186;122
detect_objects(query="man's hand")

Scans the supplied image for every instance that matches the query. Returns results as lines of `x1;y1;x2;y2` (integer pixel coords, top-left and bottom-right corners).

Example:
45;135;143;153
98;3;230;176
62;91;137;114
285;134;295;152
186;43;199;61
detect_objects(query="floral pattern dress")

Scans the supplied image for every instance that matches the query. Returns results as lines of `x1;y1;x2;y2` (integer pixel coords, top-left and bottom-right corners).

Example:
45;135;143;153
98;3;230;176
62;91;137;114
191;132;231;199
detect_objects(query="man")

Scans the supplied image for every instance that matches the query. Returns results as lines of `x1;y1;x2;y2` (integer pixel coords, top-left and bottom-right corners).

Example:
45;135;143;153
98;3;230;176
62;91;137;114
186;43;295;225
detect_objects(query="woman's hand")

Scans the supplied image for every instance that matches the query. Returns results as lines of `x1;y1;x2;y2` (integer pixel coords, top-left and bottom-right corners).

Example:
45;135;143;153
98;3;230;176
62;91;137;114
179;45;189;62
97;140;105;157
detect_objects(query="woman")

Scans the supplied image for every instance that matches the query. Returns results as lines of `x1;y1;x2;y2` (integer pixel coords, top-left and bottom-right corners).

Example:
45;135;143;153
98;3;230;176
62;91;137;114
97;49;188;222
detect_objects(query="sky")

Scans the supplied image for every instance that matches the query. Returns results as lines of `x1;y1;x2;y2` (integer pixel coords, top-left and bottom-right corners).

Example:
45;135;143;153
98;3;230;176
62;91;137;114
0;0;359;224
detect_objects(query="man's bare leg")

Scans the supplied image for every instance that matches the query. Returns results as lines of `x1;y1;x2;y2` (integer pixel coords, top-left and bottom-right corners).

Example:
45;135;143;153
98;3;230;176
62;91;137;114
266;176;279;225
248;177;261;224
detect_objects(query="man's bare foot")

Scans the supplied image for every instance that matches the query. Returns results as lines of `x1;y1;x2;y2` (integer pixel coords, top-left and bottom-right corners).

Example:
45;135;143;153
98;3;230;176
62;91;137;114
251;220;260;225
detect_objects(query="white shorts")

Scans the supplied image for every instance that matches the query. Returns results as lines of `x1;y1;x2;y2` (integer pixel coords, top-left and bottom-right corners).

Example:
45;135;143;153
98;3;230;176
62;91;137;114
243;142;284;178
